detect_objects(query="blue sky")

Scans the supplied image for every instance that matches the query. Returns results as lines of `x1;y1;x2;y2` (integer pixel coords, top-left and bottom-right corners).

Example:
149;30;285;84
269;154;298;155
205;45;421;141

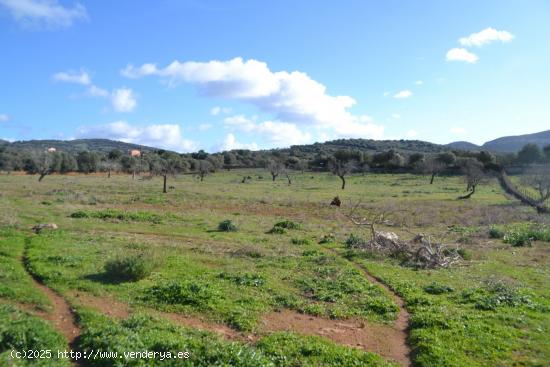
1;0;549;152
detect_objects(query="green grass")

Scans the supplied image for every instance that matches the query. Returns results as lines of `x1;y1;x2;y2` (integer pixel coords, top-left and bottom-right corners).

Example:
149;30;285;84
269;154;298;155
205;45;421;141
0;170;548;366
0;304;69;366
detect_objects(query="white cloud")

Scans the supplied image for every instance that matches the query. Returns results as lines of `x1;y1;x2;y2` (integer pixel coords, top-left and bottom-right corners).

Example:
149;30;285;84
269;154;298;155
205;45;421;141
223;114;312;146
216;133;258;152
53;70;90;85
391;113;401;119
111;88;137;112
210;106;231;116
0;114;9;122
76;121;197;152
393;90;412;99
406;129;418;138
383;91;391;97
0;0;87;28
446;48;479;63
121;57;384;140
450;127;467;135
459;27;514;47
415;80;423;85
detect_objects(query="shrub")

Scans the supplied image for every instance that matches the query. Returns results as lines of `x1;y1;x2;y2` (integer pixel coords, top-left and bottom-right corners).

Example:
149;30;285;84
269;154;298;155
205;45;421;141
273;220;301;230
461;279;534;311
424;282;454;295
503;230;532;247
145;281;217;306
489;226;505;239
318;233;336;244
104;254;154;282
344;234;368;249
218;219;238;232
291;238;312;246
268;226;286;234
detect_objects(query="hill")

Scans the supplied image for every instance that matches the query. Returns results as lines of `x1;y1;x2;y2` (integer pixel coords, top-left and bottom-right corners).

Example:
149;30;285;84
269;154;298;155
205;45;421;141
445;141;481;151
7;139;158;154
482;130;550;152
285;138;447;155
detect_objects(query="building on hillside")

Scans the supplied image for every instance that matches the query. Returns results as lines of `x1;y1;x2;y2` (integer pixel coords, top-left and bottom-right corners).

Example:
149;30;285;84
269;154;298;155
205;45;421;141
47;147;57;152
130;149;141;157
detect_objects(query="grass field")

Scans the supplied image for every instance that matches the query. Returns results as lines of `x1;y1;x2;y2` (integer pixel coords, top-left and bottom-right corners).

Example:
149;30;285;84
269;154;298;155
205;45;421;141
0;170;548;366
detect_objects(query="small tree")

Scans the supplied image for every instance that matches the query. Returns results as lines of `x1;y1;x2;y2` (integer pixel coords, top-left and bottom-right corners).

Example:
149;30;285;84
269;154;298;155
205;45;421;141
266;159;284;182
517;144;543;165
328;151;358;190
419;157;445;184
458;159;486;199
26;150;58;181
197;160;213;182
521;165;550;204
150;153;186;193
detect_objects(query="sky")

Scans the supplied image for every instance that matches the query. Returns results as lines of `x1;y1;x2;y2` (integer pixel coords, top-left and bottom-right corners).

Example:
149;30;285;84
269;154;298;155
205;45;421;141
1;0;549;153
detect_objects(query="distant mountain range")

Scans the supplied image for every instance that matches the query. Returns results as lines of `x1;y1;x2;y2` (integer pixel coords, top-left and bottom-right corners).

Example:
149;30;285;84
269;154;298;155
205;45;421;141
1;129;549;155
446;130;550;153
1;139;155;154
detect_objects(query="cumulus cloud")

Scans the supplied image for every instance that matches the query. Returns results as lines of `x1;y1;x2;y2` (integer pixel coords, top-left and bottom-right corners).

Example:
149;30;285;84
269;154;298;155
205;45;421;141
0;114;9;122
223;115;312;146
393;90;412;99
450;126;467;135
459;27;514;47
216;133;258;152
111;88;137;112
446;48;479;63
0;0;87;28
197;123;213;131
53;70;90;85
76;121;197;152
122;57;384;140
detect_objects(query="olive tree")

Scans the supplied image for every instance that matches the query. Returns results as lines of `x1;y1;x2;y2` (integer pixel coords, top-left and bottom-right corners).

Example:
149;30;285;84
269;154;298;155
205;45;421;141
328;150;359;190
521;165;550;203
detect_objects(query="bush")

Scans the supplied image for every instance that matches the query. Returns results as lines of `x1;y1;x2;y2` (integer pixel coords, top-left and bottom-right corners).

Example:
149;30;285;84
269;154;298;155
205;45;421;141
503;230;532;247
461;279;535;311
424;282;454;295
489;226;505;239
145;281;217;306
291;238;312;246
218;219;238;232
267;226;286;234
344;234;368;249
273;220;302;230
318;233;336;244
104;254;154;282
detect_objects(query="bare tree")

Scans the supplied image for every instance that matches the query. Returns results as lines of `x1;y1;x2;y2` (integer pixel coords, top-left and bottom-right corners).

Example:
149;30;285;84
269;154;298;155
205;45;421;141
27;150;58;182
419;157;445;184
150;153;186;193
266;159;284;182
521;165;550;203
198;160;213;182
458;159;486;199
328;159;355;190
98;160;120;178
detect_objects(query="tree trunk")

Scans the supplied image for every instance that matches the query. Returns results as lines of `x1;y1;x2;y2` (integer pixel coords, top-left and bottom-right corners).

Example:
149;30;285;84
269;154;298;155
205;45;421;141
272;173;277;181
107;169;111;178
340;175;346;190
163;174;167;193
430;172;436;184
458;185;476;199
132;170;136;180
38;172;47;182
286;173;292;185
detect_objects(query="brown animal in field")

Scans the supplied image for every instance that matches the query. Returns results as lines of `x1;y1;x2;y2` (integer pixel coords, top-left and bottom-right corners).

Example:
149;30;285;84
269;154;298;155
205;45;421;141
32;223;58;234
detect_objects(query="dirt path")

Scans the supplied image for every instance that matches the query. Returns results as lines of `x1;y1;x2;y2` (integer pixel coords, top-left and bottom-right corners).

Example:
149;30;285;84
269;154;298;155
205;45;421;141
22;243;82;366
260;247;412;367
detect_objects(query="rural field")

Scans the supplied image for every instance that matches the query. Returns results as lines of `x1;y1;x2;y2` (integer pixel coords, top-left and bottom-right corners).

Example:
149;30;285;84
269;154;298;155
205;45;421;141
0;170;548;366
